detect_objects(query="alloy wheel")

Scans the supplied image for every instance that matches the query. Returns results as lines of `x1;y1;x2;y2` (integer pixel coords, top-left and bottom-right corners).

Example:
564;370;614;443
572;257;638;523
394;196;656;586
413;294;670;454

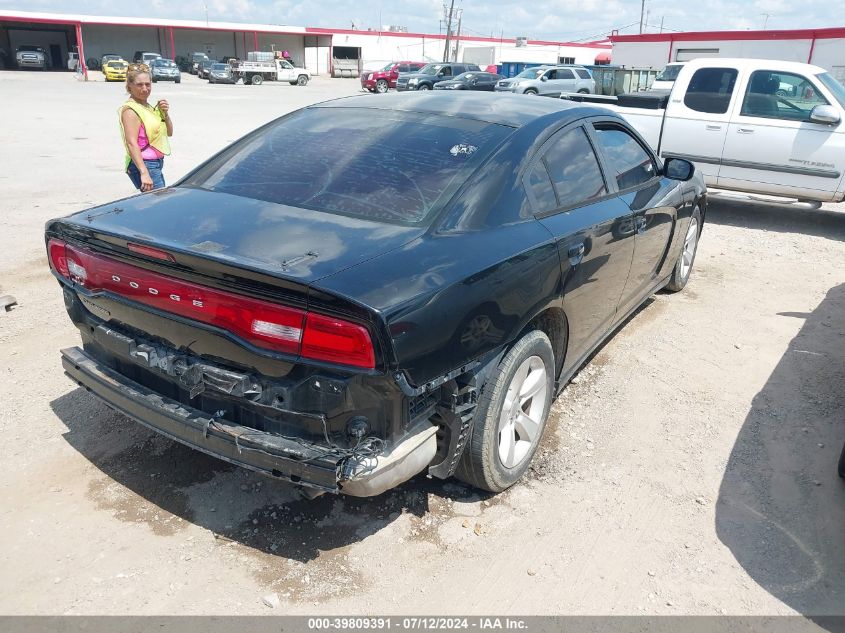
496;355;548;469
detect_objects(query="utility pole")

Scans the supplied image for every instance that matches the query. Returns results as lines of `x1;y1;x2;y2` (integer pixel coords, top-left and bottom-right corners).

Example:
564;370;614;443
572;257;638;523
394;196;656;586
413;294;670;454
443;0;455;62
645;9;650;33
761;13;771;29
639;0;645;34
454;9;463;62
659;16;664;34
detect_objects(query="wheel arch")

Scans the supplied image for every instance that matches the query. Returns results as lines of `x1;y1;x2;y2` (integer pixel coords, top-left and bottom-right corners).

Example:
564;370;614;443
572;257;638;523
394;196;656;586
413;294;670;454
519;307;569;382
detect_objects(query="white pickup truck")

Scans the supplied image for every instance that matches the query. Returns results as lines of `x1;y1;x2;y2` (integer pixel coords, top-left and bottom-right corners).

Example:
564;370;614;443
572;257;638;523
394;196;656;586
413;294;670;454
565;58;845;203
233;59;311;86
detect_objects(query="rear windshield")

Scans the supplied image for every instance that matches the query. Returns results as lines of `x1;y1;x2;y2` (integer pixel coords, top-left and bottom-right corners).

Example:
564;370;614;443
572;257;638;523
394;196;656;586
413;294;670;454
656;64;684;82
184;107;512;225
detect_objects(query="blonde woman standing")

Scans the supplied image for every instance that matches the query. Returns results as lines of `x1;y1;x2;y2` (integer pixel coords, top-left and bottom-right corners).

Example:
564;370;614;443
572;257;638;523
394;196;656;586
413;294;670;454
119;62;174;192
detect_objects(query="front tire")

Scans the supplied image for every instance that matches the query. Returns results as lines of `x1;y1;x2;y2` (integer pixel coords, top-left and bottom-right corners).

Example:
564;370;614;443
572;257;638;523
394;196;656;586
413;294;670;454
455;330;555;492
524;88;538;95
577;88;589;94
665;207;702;292
375;79;389;93
417;83;431;91
297;74;308;86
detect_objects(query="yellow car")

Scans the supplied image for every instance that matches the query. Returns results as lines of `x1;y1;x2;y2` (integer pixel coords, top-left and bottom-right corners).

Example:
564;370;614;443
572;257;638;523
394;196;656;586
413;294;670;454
103;59;128;82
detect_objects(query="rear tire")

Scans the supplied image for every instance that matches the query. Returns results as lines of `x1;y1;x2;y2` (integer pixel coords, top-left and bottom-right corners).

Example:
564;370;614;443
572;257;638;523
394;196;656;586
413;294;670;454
665;207;702;292
375;79;389;93
455;330;555;492
251;74;263;85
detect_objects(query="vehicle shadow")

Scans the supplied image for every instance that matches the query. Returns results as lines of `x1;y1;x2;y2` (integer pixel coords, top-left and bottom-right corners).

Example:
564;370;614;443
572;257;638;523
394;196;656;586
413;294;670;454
705;196;845;241
715;282;845;618
50;389;494;563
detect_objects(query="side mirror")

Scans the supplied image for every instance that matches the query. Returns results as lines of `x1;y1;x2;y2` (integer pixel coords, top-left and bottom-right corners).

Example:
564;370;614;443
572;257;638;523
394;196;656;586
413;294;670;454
664;157;694;181
540;75;548;82
809;104;841;125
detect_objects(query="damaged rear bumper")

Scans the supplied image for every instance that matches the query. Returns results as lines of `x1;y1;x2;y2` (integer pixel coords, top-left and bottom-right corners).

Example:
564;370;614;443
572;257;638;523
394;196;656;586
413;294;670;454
61;346;437;496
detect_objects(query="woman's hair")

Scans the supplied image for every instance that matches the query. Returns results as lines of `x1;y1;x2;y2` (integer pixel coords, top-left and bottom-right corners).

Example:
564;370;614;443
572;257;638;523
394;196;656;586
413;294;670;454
126;63;150;92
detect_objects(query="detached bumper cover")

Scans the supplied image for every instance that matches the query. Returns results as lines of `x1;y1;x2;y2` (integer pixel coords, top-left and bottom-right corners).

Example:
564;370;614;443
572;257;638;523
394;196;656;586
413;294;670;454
61;346;438;496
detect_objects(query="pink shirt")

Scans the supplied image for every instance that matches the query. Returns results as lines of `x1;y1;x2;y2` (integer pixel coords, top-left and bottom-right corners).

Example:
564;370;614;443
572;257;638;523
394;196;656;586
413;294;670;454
138;124;165;160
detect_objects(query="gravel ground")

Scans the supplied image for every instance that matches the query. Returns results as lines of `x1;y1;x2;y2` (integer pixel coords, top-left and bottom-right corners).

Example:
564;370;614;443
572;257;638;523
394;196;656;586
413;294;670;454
0;69;843;618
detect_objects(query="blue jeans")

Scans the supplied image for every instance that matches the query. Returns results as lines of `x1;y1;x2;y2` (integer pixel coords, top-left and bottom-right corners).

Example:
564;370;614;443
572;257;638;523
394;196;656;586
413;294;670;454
127;158;165;191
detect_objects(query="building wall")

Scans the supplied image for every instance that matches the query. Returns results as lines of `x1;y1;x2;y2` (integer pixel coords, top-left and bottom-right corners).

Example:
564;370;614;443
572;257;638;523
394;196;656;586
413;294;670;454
336;31;608;72
82;25;163;61
612;36;845;72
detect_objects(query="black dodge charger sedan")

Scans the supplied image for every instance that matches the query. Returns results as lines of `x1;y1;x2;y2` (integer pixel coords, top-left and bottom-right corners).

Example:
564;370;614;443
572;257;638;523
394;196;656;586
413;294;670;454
47;93;706;497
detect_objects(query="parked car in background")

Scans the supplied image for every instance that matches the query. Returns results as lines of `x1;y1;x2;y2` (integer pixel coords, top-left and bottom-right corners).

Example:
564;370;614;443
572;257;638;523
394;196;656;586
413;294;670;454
197;58;217;79
361;61;426;93
208;62;236;84
102;59;128;82
46;92;705;498
396;62;482;91
15;46;47;71
150;58;181;83
650;62;685;91
433;71;503;91
189;52;209;74
495;65;595;95
100;53;122;68
132;51;161;64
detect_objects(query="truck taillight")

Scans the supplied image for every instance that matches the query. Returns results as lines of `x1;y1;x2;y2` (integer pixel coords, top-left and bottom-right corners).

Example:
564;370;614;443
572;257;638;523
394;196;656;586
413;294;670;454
46;238;376;369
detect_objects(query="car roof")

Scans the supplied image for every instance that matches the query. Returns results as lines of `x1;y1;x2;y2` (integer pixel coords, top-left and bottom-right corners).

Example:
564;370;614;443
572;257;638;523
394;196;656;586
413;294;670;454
312;92;600;128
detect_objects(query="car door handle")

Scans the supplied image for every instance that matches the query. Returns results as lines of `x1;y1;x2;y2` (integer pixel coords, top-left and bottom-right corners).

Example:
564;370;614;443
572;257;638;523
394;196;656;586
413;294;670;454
737;128;755;134
705;124;722;131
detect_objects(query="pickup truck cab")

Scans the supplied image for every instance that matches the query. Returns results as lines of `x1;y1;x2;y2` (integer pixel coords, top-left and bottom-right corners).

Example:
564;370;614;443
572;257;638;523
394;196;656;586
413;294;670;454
569;58;845;203
361;61;425;93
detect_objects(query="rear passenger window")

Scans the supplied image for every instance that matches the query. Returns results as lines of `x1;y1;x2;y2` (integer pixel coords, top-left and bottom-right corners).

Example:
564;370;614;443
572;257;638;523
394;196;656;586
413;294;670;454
525;162;558;212
683;67;738;114
543;127;607;209
593;126;657;190
576;69;591;79
557;69;576;80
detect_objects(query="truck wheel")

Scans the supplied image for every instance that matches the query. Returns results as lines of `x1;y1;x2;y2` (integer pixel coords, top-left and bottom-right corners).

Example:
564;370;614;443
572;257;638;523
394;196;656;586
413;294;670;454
418;84;431;91
297;74;308;86
375;79;389;93
251;74;263;85
454;330;554;492
664;207;701;292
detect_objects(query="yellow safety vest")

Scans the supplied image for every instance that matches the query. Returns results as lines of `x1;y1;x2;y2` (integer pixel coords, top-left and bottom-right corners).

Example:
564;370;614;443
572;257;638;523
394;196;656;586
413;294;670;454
119;100;171;170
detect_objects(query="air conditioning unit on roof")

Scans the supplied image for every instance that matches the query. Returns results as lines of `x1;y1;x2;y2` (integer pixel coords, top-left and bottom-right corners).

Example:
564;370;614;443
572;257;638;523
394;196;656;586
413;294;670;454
515;36;528;47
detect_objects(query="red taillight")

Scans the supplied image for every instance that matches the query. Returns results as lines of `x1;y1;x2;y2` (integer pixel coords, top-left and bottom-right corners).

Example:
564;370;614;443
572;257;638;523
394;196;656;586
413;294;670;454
46;238;376;368
302;313;376;369
48;239;69;278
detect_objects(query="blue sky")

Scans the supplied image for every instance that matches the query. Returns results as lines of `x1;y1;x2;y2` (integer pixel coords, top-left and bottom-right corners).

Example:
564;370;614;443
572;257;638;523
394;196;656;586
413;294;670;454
0;0;839;41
